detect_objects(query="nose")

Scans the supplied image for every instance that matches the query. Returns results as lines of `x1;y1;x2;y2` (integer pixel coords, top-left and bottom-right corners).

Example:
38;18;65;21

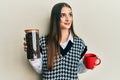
65;15;70;21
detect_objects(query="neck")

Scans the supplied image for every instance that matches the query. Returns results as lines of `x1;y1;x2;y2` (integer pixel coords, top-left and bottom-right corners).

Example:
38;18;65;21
60;29;70;44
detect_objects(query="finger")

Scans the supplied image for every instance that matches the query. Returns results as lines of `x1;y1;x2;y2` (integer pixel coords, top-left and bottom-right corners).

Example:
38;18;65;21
23;42;27;46
24;48;27;51
24;46;27;52
24;37;26;40
24;45;27;49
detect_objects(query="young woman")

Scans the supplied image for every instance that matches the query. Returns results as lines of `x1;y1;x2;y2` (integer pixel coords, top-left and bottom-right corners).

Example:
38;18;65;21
24;2;88;80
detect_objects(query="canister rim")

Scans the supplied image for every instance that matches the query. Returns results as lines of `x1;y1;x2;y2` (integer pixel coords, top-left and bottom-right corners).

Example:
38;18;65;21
25;29;39;33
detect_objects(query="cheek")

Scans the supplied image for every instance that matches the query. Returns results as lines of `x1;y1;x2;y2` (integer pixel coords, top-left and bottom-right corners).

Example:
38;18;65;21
70;17;73;22
60;19;65;26
60;18;65;23
60;22;64;28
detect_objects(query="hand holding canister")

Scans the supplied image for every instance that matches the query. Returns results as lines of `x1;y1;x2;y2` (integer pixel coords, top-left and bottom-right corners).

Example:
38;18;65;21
25;29;40;59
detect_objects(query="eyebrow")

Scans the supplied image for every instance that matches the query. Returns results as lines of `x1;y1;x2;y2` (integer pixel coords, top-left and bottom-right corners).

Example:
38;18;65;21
61;12;72;14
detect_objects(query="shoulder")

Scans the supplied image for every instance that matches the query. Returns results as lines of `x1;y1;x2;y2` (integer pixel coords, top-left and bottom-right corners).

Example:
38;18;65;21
39;35;47;47
73;36;87;49
73;36;88;53
73;36;86;44
40;35;47;41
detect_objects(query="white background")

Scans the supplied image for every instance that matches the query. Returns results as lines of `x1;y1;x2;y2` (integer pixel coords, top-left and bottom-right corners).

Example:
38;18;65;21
0;0;120;80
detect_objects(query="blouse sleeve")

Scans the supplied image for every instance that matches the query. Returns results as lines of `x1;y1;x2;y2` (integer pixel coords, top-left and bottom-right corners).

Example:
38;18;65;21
28;37;43;74
28;53;42;74
77;39;88;74
77;59;88;74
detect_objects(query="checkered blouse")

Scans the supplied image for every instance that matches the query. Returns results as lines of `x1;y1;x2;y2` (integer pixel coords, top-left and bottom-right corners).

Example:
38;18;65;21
40;36;87;80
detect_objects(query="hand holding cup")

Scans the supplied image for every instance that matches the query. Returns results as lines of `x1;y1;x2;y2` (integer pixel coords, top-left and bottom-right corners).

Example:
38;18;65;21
83;53;101;70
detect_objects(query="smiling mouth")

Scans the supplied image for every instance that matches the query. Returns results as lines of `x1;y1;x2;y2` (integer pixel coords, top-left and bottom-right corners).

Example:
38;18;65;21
64;23;70;25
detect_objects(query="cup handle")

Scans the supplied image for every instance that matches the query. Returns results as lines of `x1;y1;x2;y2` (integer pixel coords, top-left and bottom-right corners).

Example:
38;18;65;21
95;58;101;66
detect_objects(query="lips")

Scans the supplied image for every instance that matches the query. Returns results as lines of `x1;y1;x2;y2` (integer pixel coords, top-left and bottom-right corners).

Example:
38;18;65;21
64;23;70;25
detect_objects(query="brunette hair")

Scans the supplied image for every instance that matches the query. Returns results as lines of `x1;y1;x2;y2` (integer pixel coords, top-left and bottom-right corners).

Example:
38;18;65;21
46;2;77;70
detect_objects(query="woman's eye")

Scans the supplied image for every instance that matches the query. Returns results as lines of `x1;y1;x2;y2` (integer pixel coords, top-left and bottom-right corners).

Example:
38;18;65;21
60;13;73;17
69;13;73;17
60;13;65;17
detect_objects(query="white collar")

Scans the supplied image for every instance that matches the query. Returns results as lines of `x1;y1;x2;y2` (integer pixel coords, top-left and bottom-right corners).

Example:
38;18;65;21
60;32;73;49
68;32;73;43
60;32;73;45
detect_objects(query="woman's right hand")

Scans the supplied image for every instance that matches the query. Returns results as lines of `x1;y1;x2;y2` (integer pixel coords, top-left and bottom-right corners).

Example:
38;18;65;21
24;38;27;52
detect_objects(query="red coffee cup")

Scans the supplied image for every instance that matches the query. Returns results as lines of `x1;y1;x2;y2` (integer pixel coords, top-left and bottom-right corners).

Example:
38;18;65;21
83;53;101;70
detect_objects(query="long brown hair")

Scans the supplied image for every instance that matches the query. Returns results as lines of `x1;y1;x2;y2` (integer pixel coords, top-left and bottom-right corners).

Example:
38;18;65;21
46;2;77;70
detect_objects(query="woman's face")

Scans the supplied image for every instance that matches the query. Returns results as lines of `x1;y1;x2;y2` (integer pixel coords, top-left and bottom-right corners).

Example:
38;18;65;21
60;7;73;30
